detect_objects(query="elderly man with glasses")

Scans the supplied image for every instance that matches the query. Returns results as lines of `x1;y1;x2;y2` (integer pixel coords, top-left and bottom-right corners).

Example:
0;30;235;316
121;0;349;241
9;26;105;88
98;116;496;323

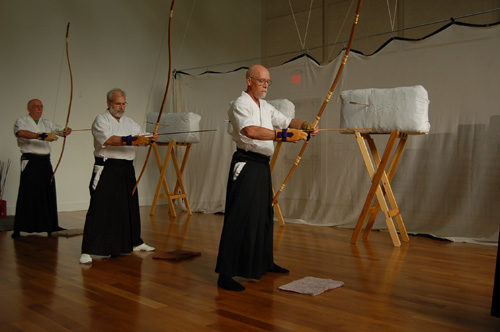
215;64;318;291
80;88;158;264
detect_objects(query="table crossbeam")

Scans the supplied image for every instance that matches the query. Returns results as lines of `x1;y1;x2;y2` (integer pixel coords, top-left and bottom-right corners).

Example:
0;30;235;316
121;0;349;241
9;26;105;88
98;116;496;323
150;141;192;217
350;131;410;247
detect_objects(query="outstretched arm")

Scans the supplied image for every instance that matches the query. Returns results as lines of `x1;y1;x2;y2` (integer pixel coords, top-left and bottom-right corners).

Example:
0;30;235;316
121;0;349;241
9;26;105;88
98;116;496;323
241;126;276;140
15;130;40;139
16;130;58;141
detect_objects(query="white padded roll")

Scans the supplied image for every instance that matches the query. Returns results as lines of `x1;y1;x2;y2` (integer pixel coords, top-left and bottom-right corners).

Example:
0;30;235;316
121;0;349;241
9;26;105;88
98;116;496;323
340;85;430;133
267;99;296;119
146;112;201;143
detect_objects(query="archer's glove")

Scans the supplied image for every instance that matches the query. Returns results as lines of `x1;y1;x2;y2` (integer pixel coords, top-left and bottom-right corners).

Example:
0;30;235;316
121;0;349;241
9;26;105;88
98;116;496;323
133;135;152;146
121;135;151;146
38;133;58;142
274;128;308;142
301;121;315;131
54;128;71;137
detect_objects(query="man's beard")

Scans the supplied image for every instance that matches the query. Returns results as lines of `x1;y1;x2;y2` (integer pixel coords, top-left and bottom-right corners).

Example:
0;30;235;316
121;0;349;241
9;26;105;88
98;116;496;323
109;107;124;119
256;90;267;99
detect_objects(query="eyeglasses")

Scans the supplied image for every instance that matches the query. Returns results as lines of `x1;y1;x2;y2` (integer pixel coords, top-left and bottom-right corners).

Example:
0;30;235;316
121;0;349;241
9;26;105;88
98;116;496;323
251;77;272;86
112;102;128;107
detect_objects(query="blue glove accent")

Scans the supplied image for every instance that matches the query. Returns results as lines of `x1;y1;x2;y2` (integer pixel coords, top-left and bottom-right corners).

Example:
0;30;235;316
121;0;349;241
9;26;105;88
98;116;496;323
121;135;138;146
277;128;295;142
39;133;48;140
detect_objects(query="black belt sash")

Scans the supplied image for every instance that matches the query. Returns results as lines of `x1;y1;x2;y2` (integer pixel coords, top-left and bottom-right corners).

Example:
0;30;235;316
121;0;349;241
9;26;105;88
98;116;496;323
236;148;270;164
94;157;133;166
21;153;50;161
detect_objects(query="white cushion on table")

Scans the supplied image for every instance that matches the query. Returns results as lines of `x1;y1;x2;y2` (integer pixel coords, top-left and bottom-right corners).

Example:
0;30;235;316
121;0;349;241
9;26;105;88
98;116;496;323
146;112;201;143
340;85;430;133
267;98;296;119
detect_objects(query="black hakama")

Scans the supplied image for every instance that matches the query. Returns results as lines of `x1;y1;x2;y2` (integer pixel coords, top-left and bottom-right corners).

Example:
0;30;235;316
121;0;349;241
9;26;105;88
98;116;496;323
81;158;144;256
215;149;275;279
13;153;61;233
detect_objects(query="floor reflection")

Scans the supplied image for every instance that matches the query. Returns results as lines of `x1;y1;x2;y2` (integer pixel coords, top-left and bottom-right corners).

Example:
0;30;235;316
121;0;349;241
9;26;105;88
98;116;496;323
351;241;408;296
150;212;201;262
14;235;59;320
274;224;285;255
80;252;143;330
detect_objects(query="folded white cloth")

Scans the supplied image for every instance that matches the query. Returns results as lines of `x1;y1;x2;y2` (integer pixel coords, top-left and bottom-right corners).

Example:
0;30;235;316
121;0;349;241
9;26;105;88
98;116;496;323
279;276;344;296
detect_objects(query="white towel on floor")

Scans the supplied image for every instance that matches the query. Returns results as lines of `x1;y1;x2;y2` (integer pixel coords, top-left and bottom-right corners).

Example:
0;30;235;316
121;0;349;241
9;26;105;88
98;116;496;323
279;276;344;296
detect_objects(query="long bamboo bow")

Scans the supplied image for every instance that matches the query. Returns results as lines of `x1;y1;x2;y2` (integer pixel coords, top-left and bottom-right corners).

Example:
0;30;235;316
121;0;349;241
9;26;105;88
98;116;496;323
132;0;176;195
51;22;73;183
273;0;363;204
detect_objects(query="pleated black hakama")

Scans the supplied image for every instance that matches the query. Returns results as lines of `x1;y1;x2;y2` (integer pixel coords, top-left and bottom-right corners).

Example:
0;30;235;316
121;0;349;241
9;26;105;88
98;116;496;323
216;149;275;279
13;153;61;233
81;158;144;256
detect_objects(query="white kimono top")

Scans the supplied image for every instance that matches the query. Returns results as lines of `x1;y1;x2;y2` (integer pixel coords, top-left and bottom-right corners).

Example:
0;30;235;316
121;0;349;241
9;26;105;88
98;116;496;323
92;110;143;161
228;91;291;157
14;115;63;155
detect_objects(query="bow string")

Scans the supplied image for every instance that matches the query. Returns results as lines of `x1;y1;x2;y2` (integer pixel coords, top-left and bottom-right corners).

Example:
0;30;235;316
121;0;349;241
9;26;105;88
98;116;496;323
273;0;363;204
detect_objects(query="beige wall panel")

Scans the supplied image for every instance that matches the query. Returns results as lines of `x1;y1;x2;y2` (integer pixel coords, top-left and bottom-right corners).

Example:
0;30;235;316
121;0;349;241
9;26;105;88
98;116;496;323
262;0;499;65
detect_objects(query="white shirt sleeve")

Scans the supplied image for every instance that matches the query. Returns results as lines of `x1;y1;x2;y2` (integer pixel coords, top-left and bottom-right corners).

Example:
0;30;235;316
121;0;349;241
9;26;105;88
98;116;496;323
92;114;112;147
13;118;24;135
233;101;259;133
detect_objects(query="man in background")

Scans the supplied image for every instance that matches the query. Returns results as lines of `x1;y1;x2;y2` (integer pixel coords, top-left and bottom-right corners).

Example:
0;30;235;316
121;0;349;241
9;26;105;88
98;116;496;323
12;98;72;238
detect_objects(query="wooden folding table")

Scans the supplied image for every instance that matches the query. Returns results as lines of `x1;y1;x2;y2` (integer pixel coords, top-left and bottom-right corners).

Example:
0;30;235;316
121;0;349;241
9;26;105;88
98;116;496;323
349;130;412;247
150;141;193;217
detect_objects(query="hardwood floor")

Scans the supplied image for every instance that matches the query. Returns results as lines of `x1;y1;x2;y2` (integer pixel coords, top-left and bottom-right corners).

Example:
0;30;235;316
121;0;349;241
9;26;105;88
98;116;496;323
0;207;498;331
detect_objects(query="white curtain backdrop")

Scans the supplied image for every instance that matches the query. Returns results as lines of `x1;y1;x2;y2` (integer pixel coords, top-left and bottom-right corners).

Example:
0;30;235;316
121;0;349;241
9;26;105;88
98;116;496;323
171;24;500;244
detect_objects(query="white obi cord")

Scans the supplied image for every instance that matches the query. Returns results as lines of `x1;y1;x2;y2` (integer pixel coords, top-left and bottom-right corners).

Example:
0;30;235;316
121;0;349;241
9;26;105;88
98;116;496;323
232;162;246;181
91;165;104;190
21;160;28;172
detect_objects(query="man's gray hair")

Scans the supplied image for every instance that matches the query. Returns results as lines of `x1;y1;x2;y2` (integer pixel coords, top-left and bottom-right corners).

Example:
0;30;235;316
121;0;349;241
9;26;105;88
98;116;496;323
106;88;126;102
27;98;41;108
